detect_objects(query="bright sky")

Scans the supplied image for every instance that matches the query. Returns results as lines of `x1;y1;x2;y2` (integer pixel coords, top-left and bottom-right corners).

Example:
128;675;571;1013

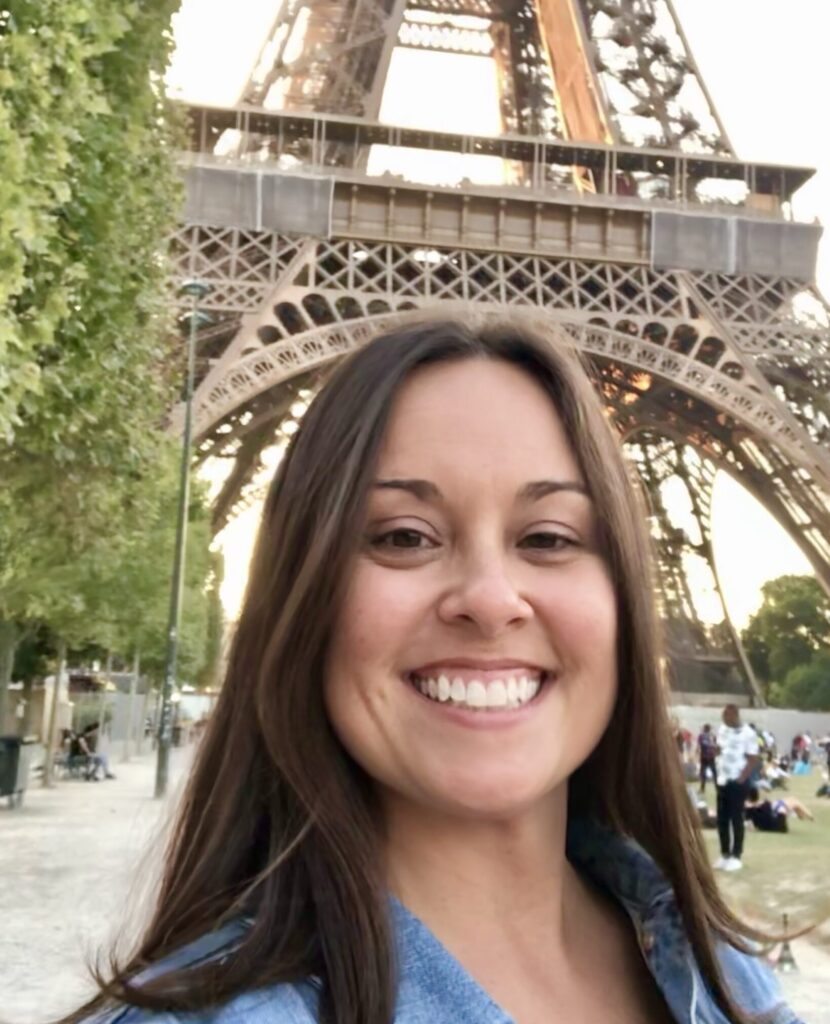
168;0;824;626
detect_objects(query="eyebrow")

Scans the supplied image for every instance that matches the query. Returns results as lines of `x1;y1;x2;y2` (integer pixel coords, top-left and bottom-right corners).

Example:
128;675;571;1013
374;479;441;502
373;479;589;502
518;480;589;501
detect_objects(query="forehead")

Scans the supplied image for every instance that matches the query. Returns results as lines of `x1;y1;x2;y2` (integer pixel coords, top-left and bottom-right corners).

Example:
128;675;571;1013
376;358;584;485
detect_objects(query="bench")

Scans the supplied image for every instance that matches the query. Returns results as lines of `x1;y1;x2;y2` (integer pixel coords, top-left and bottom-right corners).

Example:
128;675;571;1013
54;753;96;780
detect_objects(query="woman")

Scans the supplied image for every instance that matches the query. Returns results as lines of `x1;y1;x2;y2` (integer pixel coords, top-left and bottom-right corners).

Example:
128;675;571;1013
74;319;795;1024
744;786;814;833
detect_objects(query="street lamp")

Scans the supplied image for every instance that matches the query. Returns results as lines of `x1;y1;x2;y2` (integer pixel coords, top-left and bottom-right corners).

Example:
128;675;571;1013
154;280;211;799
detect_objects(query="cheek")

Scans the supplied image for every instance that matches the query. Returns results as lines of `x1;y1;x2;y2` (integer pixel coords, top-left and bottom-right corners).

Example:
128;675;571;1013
328;560;432;672
539;563;618;666
324;563;428;791
324;562;426;747
538;565;618;749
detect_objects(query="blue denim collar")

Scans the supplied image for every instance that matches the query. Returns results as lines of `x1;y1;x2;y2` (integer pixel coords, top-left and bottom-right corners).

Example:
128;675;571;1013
390;898;511;1024
566;816;675;911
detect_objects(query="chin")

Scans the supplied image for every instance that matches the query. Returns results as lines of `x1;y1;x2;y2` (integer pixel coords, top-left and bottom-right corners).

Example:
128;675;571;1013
416;767;563;822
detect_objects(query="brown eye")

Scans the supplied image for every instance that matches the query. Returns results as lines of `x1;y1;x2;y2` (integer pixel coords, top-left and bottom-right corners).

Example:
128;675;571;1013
518;531;576;552
370;528;436;551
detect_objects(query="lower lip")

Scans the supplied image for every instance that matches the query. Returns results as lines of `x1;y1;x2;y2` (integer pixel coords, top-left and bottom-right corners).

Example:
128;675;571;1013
403;675;554;730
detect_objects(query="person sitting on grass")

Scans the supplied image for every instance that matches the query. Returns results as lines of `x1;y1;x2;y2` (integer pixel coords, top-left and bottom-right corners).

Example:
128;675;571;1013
763;755;790;790
744;786;814;833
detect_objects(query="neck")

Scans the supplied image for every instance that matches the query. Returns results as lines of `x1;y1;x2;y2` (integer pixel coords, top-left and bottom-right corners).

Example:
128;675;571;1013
382;786;579;953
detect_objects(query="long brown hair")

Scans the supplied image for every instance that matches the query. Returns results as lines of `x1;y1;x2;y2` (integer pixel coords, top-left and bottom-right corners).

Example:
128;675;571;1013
71;316;760;1024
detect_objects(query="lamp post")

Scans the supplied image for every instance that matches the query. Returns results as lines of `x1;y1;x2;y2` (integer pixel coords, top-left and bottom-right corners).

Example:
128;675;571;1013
155;280;211;799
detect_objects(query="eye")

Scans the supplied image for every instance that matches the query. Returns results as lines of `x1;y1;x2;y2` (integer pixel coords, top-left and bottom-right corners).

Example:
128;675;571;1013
368;528;438;552
518;530;577;553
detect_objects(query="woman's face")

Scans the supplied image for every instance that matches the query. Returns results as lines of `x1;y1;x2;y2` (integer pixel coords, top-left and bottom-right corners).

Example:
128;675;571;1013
324;358;618;820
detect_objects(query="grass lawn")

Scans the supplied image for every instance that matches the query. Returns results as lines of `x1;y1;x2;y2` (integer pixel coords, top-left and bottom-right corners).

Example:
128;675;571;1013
700;771;830;947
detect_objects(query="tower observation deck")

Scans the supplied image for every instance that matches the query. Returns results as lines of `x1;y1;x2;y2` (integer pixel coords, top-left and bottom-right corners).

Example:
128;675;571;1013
171;0;830;702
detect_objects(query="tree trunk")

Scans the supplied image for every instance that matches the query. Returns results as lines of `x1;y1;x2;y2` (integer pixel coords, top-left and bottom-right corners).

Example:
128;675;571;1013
122;649;140;763
19;677;35;737
100;650;112;736
136;683;152;756
42;639;67;788
0;619;19;736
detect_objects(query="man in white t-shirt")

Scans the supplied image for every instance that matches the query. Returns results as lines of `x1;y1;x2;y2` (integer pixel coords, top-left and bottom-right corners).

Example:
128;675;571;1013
714;704;760;872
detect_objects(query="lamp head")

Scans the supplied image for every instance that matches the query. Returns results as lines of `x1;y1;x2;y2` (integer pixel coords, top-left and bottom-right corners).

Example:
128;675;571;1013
180;279;211;300
178;309;214;331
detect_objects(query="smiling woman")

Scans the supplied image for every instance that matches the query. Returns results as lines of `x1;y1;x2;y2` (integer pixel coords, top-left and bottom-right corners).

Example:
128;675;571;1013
324;358;618;829
68;318;799;1024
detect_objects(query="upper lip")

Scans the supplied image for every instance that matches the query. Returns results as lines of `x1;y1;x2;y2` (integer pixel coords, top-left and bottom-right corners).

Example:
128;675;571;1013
408;658;550;674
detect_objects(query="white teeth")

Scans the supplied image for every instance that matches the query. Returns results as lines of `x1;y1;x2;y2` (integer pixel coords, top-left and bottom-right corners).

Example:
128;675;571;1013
466;680;487;707
413;672;546;711
487;680;507;708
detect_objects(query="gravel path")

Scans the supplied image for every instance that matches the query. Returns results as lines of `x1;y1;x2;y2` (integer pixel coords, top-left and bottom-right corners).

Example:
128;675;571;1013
0;748;189;1024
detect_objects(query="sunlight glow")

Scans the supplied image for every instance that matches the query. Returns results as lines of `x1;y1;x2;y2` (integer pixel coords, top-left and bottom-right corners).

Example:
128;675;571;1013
367;48;507;187
711;472;812;627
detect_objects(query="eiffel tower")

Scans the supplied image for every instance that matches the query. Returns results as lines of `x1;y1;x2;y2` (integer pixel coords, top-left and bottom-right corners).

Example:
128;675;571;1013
173;0;830;703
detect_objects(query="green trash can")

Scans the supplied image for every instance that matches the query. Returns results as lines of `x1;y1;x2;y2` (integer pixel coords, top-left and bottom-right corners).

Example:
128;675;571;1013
0;736;35;808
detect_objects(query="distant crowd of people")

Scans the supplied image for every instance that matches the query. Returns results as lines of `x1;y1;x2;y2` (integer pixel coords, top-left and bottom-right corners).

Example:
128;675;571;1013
672;706;829;872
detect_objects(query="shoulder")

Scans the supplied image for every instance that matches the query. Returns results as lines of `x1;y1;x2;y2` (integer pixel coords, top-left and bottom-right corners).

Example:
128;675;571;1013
714;940;796;1023
82;921;318;1024
89;985;316;1024
566;822;799;1022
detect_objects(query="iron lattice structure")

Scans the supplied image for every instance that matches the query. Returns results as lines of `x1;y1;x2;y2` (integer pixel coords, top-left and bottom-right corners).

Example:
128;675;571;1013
173;0;830;701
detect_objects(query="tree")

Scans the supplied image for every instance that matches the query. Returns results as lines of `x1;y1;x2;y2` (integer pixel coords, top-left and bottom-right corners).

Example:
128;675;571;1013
0;1;185;725
98;480;221;689
9;470;222;741
47;457;221;689
773;651;830;712
0;1;181;439
741;574;830;705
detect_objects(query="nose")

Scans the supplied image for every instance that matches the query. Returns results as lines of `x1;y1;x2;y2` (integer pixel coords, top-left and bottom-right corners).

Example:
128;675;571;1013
437;552;533;638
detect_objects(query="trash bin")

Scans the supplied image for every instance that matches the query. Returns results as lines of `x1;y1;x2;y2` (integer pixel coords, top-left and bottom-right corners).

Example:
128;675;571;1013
0;736;35;808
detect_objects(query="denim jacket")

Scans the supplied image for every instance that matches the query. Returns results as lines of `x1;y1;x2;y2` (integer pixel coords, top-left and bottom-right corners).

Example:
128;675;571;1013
92;820;801;1024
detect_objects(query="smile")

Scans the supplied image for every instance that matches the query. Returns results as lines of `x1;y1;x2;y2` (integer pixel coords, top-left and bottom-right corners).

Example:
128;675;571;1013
406;669;550;711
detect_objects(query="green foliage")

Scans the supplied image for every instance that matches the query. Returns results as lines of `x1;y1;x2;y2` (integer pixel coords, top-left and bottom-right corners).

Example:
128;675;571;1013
771;651;830;712
1;1;182;444
0;1;220;710
1;0;184;619
110;478;220;686
742;575;830;707
50;457;220;686
11;622;55;683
